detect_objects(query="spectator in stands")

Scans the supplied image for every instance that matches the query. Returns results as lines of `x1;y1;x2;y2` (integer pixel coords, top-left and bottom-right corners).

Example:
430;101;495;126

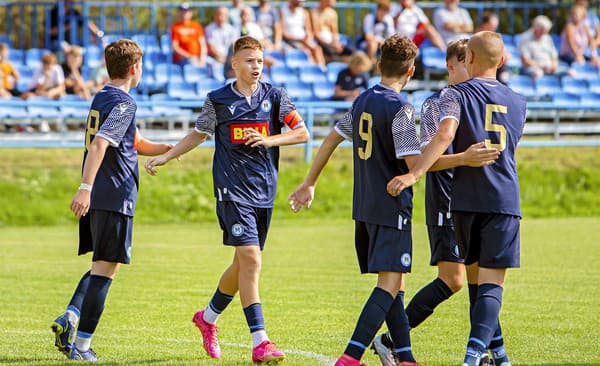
0;42;20;98
171;2;207;67
391;0;446;50
576;0;600;46
310;0;354;62
361;0;395;65
239;6;266;41
280;0;326;67
559;4;600;66
62;45;92;100
50;0;104;52
518;15;559;79
229;0;245;28
332;51;371;101
90;60;109;95
255;0;283;51
476;10;510;83
205;6;238;64
433;0;473;44
21;52;65;100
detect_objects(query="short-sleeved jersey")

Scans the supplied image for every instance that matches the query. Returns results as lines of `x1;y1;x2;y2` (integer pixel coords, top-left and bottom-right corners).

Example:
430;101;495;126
420;91;454;226
439;78;527;217
195;81;304;208
335;83;421;229
84;84;139;216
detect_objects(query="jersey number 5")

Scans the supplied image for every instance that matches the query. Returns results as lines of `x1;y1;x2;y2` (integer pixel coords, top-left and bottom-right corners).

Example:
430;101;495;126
358;112;373;160
484;104;507;151
85;109;100;150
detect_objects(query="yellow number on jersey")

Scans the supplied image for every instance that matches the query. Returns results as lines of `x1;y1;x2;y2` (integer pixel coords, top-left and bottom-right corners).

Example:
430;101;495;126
484;104;507;151
85;109;100;150
358;112;373;160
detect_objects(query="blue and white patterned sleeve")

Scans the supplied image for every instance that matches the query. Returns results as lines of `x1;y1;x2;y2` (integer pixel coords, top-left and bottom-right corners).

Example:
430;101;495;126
194;96;217;136
419;95;440;148
96;101;136;147
333;103;354;141
279;88;305;129
438;87;461;125
392;103;421;158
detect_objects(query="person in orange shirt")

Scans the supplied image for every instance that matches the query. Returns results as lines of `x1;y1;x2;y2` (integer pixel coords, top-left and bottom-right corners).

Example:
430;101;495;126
171;3;207;67
0;43;20;98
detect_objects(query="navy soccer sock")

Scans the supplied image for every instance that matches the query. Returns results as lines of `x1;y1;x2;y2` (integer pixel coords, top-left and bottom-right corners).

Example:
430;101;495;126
344;287;394;361
243;303;266;333
466;284;504;358
385;291;416;362
68;270;91;311
468;283;478;320
210;288;234;314
77;275;112;336
405;277;454;329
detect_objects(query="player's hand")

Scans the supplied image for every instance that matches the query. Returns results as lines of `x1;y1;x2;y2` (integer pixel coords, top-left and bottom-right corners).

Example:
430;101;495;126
144;154;169;176
288;182;315;212
70;190;91;219
462;142;500;167
387;173;417;197
244;128;273;148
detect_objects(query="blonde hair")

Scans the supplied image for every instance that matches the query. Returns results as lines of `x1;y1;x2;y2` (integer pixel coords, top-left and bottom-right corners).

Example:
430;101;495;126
234;36;263;54
348;51;372;73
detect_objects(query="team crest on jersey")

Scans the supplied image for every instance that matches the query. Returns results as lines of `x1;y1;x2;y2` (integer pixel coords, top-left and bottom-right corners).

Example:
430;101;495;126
261;99;272;113
231;223;244;237
227;105;237;115
230;121;269;144
401;253;412;267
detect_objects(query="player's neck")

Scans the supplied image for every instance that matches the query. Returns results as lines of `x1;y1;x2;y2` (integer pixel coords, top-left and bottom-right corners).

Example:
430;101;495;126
107;78;132;93
234;80;258;96
468;66;497;80
380;76;408;93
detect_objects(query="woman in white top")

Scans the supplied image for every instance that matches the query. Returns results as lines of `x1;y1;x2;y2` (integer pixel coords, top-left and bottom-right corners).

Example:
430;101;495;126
280;0;326;66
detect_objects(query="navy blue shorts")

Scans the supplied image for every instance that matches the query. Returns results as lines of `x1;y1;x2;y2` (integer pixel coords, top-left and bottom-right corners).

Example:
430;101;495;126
355;221;412;274
79;209;133;264
427;225;464;265
452;212;520;268
216;201;272;250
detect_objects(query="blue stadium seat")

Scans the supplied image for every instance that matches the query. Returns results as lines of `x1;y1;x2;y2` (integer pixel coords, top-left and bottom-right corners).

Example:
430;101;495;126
7;49;24;66
508;75;536;98
0;34;11;46
535;75;560;97
550;91;580;107
299;65;327;84
183;64;210;83
501;34;514;46
421;47;446;70
504;45;522;69
551;34;560;50
312;80;336;100
399;91;410;102
150;93;192;118
587;77;600;93
0;97;29;120
84;46;103;68
160;33;171;55
154;63;184;88
26;96;61;119
130;93;154;120
285;49;310;69
209;62;225;82
102;34;125;45
368;76;381;88
25;48;50;69
284;81;315;101
59;94;89;119
513;33;523;47
16;65;33;80
411;90;434;112
196;78;223;100
579;92;600;106
131;34;161;53
167;80;198;100
570;62;598;80
264;50;284;63
270;65;298;86
561;76;588;94
326;61;346;83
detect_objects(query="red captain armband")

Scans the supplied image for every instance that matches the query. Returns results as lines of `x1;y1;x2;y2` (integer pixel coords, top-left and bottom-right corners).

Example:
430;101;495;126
283;110;303;129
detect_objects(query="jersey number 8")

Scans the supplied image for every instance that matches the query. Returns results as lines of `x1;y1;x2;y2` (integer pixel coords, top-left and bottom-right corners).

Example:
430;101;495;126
85;109;100;150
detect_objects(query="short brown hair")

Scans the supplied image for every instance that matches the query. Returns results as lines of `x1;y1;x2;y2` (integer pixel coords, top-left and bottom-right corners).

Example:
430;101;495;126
376;0;391;12
233;36;263;54
41;52;58;65
104;39;143;79
446;39;468;62
379;35;417;78
348;51;372;73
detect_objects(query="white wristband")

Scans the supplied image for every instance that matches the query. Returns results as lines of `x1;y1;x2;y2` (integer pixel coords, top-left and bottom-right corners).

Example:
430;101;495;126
79;183;93;192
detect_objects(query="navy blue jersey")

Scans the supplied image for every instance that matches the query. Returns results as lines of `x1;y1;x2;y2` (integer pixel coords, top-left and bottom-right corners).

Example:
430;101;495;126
84;84;139;216
439;78;526;216
195;81;304;208
335;68;369;92
335;83;421;228
420;91;454;226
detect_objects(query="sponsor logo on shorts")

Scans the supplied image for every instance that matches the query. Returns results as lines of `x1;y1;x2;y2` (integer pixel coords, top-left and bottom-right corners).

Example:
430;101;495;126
230;122;269;144
231;223;244;237
401;253;411;267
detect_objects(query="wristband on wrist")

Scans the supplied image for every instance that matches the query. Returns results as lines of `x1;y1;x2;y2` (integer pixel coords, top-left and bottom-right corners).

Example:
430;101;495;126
79;183;93;192
96;30;104;38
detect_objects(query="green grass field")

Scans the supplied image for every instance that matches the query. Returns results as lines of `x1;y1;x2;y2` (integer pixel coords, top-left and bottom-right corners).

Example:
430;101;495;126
1;217;598;365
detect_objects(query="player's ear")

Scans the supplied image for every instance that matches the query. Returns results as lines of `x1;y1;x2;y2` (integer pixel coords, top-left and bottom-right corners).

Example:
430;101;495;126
496;54;505;70
407;64;415;78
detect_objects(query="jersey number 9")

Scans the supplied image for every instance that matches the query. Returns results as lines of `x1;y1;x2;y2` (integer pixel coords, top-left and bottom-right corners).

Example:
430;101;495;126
358;112;373;160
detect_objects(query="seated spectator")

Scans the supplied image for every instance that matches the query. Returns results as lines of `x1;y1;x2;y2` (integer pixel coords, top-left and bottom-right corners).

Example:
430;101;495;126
560;4;599;66
518;15;559;79
310;0;353;62
205;6;238;64
62;45;92;100
21;52;65;100
280;0;326;67
391;0;445;50
171;3;207;67
240;6;266;41
361;0;395;65
475;10;510;83
0;42;20;98
90;60;109;95
333;51;371;101
576;0;600;46
433;0;473;44
229;0;245;28
255;0;283;51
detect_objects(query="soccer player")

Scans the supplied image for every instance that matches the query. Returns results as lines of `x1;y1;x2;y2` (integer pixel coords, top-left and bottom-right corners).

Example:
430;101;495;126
385;31;526;366
144;36;309;364
289;34;421;366
51;39;173;361
372;39;505;366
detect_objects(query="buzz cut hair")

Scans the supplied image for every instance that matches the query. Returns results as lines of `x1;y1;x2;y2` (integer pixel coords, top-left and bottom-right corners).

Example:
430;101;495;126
234;36;263;55
104;39;143;80
379;34;418;78
446;38;468;62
